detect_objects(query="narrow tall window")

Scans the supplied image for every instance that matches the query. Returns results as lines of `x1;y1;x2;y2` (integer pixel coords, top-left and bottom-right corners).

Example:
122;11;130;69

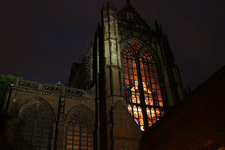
66;108;94;150
140;49;165;127
121;43;165;131
121;45;144;131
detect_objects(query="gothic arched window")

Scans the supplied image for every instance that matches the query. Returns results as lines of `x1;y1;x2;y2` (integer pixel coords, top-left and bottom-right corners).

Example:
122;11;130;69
65;108;94;150
121;42;165;131
13;102;52;150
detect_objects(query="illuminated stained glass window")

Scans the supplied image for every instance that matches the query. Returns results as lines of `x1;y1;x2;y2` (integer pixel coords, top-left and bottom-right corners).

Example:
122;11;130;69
127;105;145;131
129;42;142;53
121;45;144;131
121;43;165;131
120;47;140;104
140;49;164;127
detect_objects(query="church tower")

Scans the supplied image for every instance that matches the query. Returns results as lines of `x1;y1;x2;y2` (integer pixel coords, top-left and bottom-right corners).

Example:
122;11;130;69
94;2;127;149
93;0;184;149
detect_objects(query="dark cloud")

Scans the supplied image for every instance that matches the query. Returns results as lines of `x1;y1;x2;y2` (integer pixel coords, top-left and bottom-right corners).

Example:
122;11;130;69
1;0;224;91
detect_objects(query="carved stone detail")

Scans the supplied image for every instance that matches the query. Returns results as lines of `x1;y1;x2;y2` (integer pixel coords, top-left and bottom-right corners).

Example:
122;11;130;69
65;88;84;97
17;79;92;99
18;81;38;89
43;84;62;93
13;102;52;150
21;103;51;121
68;108;94;127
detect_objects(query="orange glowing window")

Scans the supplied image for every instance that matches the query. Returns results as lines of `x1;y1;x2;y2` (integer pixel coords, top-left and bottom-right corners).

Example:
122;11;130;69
129;42;142;52
121;45;165;131
140;49;164;113
138;106;144;131
128;105;132;116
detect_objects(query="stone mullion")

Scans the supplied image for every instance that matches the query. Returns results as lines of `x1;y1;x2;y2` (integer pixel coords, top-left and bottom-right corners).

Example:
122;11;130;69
144;61;152;129
126;56;135;105
136;57;148;131
149;108;153;124
143;62;151;127
87;127;89;150
136;106;140;126
150;63;154;113
79;126;81;150
131;59;136;106
149;63;157;124
145;62;150;106
69;125;73;150
153;64;159;111
149;63;153;108
125;58;128;102
127;58;131;104
31;120;36;149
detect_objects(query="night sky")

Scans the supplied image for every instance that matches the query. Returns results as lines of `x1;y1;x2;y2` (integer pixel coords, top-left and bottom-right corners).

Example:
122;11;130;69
1;0;225;91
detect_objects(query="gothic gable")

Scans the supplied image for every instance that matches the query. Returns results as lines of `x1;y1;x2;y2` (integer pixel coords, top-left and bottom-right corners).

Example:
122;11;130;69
117;3;150;30
117;3;152;44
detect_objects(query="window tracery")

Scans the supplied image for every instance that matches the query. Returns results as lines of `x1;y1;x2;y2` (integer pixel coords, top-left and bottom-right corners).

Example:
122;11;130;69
127;104;144;131
121;47;140;104
13;102;52;150
66;108;94;150
129;42;142;53
140;50;163;108
121;42;165;131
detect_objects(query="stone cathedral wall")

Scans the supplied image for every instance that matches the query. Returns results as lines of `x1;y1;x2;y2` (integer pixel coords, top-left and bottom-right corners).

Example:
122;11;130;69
1;78;95;150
